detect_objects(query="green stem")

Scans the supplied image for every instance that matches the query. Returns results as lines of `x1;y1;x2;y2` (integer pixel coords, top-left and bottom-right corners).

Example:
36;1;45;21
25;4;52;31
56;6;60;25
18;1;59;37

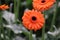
50;1;58;32
29;30;33;40
16;0;20;14
0;11;6;40
0;11;2;40
8;29;11;40
14;0;20;23
14;0;17;23
0;1;1;40
42;25;45;40
42;11;45;40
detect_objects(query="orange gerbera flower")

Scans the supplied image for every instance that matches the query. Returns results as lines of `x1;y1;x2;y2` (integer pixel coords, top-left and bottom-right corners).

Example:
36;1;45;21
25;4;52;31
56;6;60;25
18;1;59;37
33;0;56;11
22;9;45;31
0;4;9;10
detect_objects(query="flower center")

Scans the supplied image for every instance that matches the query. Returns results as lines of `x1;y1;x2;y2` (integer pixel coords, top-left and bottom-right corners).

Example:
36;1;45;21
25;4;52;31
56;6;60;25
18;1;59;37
41;0;45;3
32;16;36;21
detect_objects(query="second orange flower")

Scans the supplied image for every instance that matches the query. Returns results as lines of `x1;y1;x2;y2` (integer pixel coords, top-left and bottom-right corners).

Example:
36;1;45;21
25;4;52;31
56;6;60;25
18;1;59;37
33;0;56;11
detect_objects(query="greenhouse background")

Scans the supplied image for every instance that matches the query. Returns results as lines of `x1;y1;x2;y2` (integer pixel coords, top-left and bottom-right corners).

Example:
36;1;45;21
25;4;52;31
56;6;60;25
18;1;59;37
0;0;60;40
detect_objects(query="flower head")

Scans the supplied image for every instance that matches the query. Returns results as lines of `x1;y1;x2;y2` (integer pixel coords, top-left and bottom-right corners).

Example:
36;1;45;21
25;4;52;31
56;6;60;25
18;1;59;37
33;0;56;11
0;4;9;10
22;9;45;31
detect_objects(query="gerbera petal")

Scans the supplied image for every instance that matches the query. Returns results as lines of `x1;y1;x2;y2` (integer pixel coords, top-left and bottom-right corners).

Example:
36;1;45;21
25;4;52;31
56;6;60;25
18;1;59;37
28;24;32;30
39;22;43;27
36;24;41;30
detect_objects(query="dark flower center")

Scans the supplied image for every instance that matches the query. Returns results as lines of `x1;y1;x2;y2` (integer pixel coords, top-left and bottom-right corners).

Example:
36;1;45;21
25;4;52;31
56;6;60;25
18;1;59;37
32;16;36;21
41;0;45;3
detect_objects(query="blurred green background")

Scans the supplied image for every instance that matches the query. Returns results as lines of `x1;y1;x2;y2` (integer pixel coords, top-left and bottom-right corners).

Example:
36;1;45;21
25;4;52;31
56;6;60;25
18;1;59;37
0;0;60;40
